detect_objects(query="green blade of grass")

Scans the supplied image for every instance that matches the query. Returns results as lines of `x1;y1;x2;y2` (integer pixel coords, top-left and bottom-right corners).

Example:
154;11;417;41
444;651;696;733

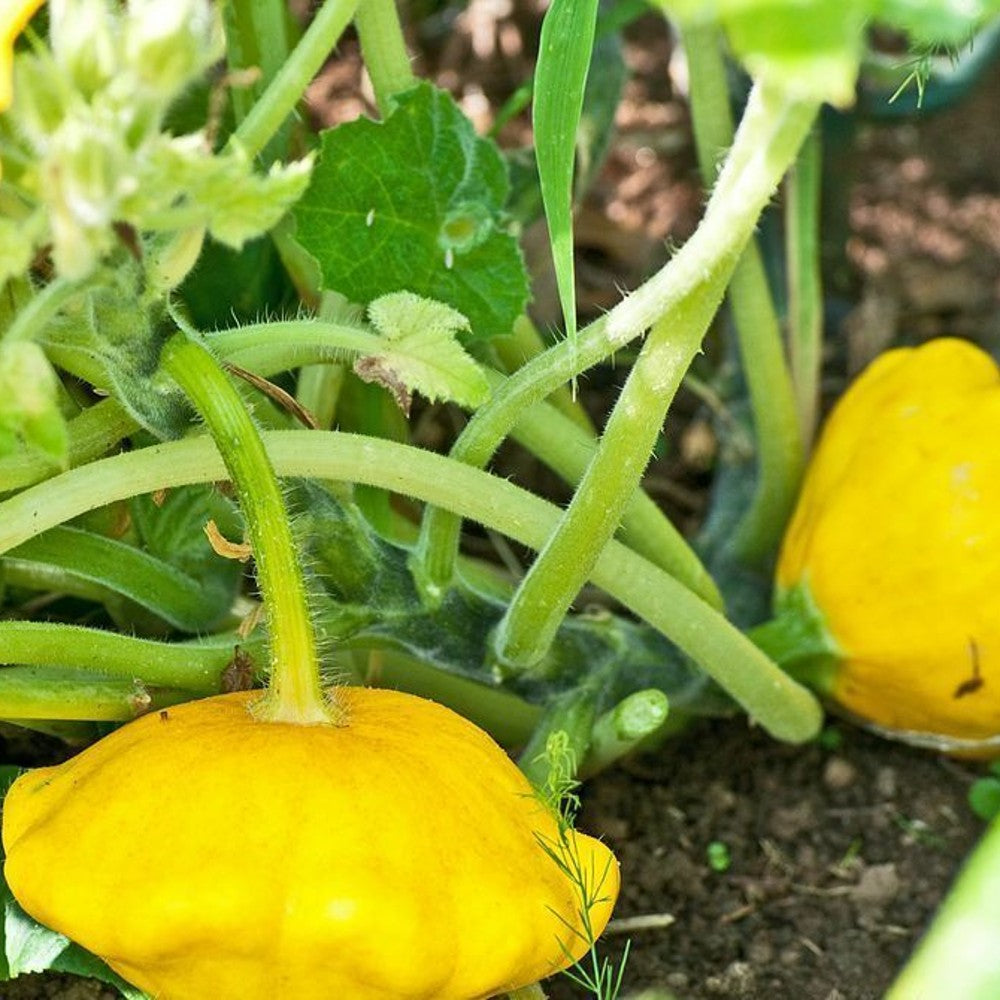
533;0;600;348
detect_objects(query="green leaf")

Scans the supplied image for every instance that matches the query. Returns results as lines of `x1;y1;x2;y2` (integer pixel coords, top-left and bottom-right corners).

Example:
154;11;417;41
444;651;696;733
875;0;1000;45
4;898;69;977
357;292;489;411
0;342;68;467
293;82;530;340
533;0;600;345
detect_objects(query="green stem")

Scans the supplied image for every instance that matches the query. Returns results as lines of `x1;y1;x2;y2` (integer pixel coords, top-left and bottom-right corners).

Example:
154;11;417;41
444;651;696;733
0;621;237;693
493;83;816;672
579;688;670;778
224;0;294;163
230;0;360;161
413;85;816;596
353;0;416;115
4;277;84;345
786;126;824;450
495;315;595;435
683;21;806;567
887;818;1000;999
0;666;187;721
0;431;823;743
160;334;333;725
211;323;721;606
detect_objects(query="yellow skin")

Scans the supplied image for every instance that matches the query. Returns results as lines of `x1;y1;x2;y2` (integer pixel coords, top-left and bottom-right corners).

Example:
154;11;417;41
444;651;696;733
1;0;44;111
3;687;619;1000
777;337;1000;744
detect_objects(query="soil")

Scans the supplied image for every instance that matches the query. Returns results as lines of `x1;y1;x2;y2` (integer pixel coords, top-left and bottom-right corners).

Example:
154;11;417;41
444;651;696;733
6;6;1000;1000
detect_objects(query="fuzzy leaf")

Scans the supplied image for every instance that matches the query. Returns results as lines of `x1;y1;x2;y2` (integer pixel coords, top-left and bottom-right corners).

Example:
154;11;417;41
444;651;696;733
293;82;530;341
356;292;489;411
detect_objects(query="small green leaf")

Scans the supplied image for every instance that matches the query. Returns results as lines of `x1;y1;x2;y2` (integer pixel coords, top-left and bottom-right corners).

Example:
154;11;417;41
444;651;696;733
533;0;600;344
293;82;530;340
4;898;70;977
357;292;489;411
969;778;1000;823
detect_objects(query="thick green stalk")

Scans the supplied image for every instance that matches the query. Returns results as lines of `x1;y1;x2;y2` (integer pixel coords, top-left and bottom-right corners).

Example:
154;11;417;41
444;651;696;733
683;21;806;566
353;0;415;115
160;334;333;725
0;431;822;743
887;818;1000;999
0;621;234;693
230;0;360;160
413;85;816;597
493;84;817;671
0;398;139;492
786;126;824;450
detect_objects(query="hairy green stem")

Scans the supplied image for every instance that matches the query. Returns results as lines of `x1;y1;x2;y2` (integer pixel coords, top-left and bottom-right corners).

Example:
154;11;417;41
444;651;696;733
413;83;816;596
684;21;806;566
230;0;360;160
786;126;824;450
0;431;822;743
161;334;333;724
214;322;720;605
353;0;416;115
493;83;816;671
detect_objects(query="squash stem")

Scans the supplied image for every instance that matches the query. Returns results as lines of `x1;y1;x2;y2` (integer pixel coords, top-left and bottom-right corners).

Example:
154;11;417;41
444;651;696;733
160;332;337;725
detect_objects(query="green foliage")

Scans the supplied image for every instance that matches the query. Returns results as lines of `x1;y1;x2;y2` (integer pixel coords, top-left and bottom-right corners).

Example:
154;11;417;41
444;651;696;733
359;292;489;410
292;82;530;340
969;762;1000;822
533;0;600;344
706;840;732;872
3;0;310;280
0;342;67;466
661;0;1000;108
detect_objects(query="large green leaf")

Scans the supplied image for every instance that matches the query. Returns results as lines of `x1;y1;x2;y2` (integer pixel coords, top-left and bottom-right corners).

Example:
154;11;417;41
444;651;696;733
292;83;530;341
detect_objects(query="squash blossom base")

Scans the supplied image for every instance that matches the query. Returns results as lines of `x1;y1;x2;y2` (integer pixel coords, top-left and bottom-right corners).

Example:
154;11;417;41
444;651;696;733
2;687;619;999
776;338;1000;751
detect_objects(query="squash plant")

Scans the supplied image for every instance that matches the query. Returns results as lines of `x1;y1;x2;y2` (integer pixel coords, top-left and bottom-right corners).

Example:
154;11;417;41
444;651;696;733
0;0;999;996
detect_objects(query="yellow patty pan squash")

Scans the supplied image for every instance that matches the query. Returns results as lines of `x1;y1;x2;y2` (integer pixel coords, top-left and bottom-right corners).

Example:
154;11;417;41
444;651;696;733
3;687;618;1000
775;337;1000;751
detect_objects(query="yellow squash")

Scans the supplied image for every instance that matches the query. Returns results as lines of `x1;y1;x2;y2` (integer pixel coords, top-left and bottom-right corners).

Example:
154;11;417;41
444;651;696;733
776;337;1000;750
3;687;618;999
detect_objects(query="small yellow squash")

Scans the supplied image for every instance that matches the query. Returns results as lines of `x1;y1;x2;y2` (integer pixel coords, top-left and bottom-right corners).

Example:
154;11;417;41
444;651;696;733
776;337;1000;750
3;687;618;999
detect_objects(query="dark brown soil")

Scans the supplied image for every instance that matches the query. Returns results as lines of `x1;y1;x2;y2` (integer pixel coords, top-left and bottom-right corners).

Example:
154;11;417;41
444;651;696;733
549;721;983;1000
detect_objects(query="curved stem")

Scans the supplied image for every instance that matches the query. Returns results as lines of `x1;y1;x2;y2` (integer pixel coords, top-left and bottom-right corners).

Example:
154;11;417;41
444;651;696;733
161;334;334;725
786;126;823;451
353;0;416;115
0;431;823;743
412;84;816;595
683;20;806;566
493;84;816;671
229;0;360;160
